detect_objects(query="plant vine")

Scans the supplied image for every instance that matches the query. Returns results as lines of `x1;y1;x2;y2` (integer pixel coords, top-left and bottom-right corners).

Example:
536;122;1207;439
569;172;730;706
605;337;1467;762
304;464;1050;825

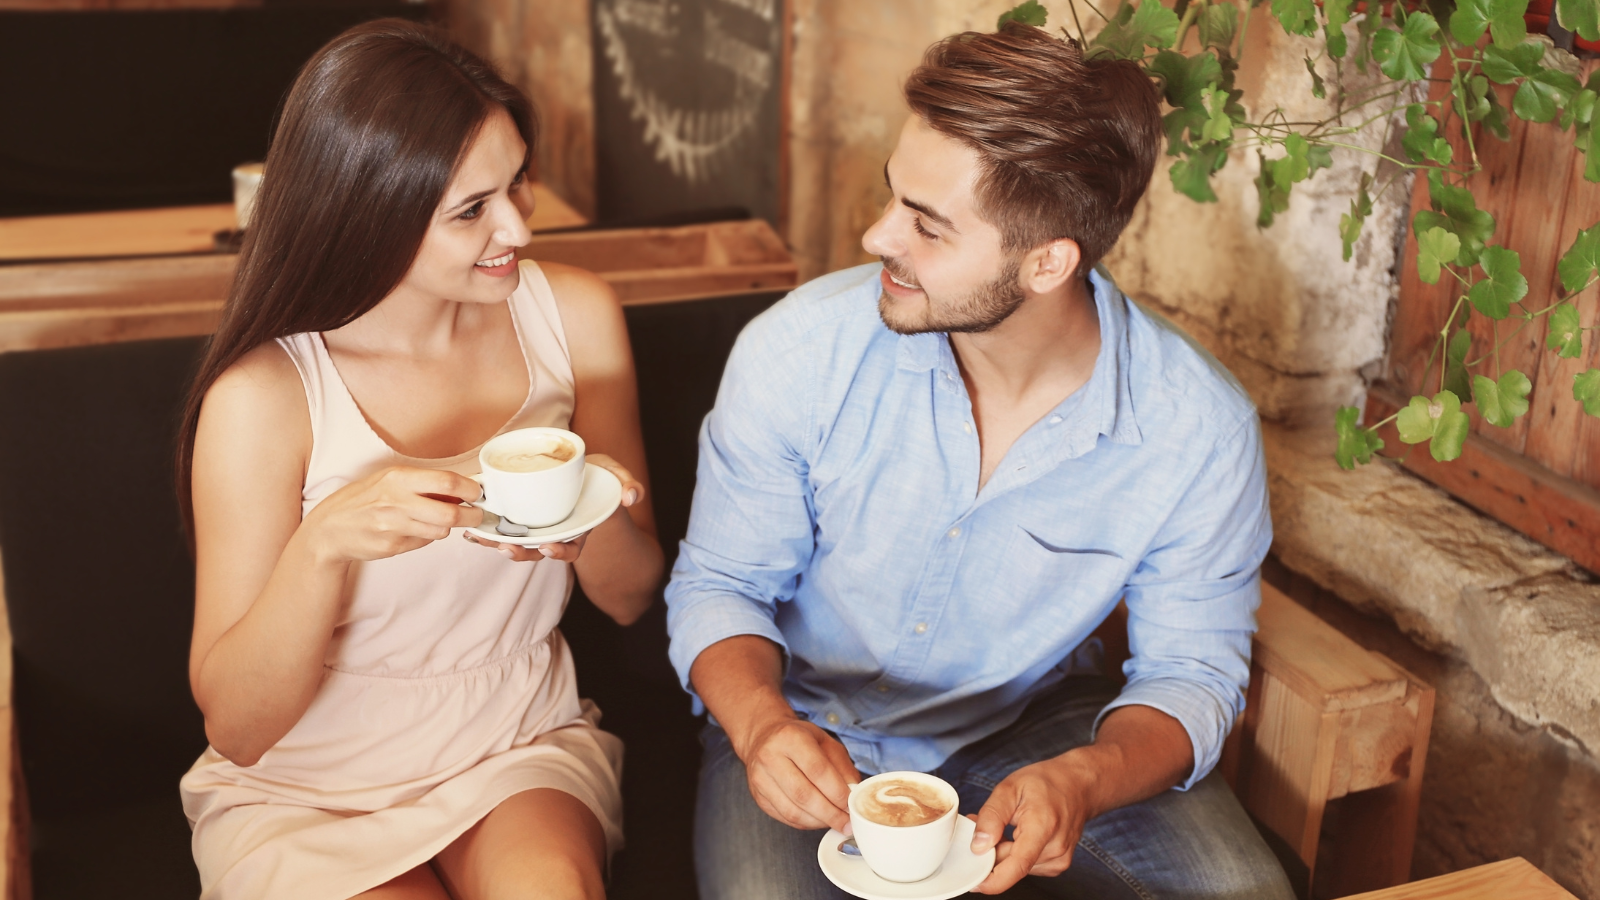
998;0;1600;470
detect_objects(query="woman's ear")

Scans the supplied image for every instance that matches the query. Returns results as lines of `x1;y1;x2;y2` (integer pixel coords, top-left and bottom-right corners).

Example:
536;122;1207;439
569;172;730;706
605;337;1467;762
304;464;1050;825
1020;238;1082;295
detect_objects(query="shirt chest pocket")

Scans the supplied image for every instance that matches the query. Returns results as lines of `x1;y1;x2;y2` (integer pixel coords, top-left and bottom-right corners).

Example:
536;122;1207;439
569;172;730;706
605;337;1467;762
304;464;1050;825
1000;525;1133;611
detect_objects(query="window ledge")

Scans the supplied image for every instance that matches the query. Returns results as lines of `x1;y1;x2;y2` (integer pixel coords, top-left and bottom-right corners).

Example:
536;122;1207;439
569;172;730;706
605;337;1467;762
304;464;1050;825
1263;422;1600;758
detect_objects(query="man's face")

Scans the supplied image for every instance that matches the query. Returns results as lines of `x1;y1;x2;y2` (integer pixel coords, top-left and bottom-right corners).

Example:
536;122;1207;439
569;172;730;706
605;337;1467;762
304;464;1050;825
862;116;1024;336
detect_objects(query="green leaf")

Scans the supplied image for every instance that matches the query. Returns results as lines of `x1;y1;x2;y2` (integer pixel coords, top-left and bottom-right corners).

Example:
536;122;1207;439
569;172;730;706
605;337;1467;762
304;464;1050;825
1334;406;1384;469
1575;369;1600;416
1354;3;1382;74
1473;370;1532;427
997;0;1049;27
1305;56;1327;99
1201;89;1235;141
1515;70;1583;123
1402;104;1454;164
1325;0;1353;58
1558;224;1600;293
1150;50;1223;110
1444;327;1474;403
1548;303;1584;358
1464;75;1493;122
1273;0;1317;35
1431;394;1471;461
1557;0;1600;42
1482;40;1545;85
1419;169;1496;265
1417;226;1461;284
1093;0;1181;58
1396;395;1438;443
1340;174;1374;261
1200;2;1240;50
1450;0;1529;48
1396;390;1470;460
1372;12;1441;82
1170;143;1227;202
1468;246;1527;318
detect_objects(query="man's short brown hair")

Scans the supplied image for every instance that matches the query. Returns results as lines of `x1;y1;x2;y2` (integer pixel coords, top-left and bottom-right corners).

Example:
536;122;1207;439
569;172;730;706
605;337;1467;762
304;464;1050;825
904;23;1162;275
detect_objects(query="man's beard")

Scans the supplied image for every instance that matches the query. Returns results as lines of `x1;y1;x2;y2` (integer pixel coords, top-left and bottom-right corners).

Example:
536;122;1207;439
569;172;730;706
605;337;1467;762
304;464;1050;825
877;256;1026;336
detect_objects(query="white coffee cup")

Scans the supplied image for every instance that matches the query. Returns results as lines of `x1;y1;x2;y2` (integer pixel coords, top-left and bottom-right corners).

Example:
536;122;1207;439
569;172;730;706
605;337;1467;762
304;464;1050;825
232;162;264;230
847;771;960;883
474;427;586;528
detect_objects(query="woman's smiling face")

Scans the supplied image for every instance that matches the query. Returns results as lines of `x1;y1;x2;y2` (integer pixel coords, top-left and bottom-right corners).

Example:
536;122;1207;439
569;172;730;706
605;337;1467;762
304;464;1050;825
399;107;535;306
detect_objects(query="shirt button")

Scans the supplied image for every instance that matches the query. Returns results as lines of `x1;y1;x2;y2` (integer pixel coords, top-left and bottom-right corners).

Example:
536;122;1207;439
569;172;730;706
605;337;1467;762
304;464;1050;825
914;622;929;634
947;527;961;538
826;712;840;725
877;684;890;693
1049;415;1063;424
963;422;973;434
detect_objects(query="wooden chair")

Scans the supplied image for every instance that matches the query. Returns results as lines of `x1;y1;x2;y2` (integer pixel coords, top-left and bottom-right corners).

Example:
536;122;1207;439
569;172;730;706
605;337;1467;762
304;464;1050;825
1224;584;1435;898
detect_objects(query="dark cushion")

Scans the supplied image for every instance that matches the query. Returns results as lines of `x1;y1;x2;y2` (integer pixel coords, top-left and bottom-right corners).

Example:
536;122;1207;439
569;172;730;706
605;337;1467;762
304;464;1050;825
0;289;782;899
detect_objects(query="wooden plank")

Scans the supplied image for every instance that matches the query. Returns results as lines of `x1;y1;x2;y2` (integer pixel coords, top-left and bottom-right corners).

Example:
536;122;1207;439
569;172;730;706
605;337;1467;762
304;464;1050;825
0;183;586;263
1333;857;1575;900
0;220;798;353
1237;670;1341;871
1365;386;1600;574
1465;85;1577;455
1523;114;1600;481
1322;661;1435;897
1386;65;1468;398
1255;584;1408;711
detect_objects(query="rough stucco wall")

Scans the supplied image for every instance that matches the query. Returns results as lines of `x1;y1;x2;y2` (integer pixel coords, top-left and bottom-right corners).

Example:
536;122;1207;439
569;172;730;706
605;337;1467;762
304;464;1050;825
445;0;597;218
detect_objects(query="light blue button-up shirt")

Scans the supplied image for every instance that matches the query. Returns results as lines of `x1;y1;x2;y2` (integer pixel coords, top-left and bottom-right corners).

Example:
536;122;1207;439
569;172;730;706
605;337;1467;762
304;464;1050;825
664;263;1270;789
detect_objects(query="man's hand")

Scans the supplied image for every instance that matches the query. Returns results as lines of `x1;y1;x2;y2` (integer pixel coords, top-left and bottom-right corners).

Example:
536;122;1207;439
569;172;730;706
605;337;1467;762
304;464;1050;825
736;714;862;833
968;755;1095;893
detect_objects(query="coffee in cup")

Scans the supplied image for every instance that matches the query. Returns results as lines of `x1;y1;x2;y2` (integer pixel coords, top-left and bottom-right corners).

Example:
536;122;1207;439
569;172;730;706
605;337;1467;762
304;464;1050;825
847;771;960;882
483;435;577;473
474;427;586;528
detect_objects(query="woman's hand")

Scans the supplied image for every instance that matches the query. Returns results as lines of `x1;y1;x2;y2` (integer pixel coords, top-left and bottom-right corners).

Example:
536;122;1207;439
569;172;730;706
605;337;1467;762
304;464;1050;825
303;466;486;566
464;452;645;563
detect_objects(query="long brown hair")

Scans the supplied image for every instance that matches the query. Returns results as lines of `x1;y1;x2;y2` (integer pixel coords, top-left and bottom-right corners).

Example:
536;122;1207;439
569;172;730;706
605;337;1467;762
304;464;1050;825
904;22;1161;275
176;18;537;545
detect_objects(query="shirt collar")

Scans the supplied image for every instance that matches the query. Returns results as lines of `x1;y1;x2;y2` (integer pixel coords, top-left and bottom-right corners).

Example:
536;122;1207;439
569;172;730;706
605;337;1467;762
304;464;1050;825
891;265;1142;453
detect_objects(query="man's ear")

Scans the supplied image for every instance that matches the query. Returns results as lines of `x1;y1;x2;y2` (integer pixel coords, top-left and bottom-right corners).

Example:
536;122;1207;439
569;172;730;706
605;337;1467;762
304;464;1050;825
1019;238;1082;295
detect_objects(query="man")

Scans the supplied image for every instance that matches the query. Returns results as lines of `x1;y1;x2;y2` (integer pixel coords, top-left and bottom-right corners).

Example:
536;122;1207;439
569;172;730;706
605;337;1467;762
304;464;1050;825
664;22;1294;900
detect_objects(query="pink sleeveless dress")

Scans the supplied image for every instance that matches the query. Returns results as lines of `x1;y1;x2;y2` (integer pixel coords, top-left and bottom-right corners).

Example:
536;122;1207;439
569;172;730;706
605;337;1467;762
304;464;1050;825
180;261;624;900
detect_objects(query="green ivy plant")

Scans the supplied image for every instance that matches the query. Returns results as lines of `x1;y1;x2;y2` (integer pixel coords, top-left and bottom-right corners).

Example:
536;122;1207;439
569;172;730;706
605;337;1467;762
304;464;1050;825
998;0;1600;470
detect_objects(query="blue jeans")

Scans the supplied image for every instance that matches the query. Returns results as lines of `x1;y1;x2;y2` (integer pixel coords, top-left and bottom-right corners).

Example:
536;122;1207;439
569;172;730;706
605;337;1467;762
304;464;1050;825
694;675;1295;900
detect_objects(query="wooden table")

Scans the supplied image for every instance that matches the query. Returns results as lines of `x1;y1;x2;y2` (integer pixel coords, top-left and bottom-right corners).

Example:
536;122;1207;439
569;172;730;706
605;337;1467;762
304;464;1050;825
0;182;588;262
1335;858;1576;899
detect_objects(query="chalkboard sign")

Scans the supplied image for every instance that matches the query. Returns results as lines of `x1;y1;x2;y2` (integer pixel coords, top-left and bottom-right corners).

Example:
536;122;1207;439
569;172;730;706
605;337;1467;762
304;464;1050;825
591;0;784;226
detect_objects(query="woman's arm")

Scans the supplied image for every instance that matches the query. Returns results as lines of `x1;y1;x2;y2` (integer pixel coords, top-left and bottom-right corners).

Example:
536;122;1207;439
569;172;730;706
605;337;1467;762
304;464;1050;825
546;262;664;625
190;344;483;766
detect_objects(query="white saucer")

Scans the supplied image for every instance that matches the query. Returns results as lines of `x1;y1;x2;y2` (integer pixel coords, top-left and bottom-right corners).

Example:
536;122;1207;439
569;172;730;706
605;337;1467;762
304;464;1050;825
465;464;622;547
817;816;995;900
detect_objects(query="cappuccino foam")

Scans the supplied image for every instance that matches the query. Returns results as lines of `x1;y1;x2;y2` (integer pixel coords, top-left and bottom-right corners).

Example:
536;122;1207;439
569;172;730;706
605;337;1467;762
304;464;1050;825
856;779;951;828
485;438;576;473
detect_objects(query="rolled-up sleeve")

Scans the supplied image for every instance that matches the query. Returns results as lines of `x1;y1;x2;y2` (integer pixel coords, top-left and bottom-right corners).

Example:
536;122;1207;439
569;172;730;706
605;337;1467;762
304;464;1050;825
664;308;821;698
1094;411;1272;790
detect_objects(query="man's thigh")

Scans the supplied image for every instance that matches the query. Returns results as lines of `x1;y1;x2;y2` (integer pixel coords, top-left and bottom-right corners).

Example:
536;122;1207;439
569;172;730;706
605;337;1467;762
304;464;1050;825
938;676;1294;900
694;724;852;900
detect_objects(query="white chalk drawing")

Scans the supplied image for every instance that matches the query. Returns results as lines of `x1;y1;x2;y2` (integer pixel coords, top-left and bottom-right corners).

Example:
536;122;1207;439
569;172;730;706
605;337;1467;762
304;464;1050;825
596;0;778;183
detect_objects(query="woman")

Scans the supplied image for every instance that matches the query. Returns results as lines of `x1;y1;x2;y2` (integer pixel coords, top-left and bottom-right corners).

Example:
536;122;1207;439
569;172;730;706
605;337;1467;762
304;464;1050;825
176;20;664;900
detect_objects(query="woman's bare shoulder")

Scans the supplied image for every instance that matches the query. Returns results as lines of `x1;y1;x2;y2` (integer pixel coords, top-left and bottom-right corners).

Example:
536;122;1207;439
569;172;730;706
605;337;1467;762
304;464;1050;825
537;260;621;317
199;341;311;458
